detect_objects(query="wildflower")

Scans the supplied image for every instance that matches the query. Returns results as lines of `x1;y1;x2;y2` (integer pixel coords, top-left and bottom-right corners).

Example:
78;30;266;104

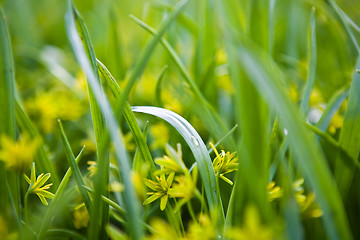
288;84;299;103
309;89;324;107
154;143;186;176
186;213;216;240
24;162;54;205
150;123;169;150
225;205;273;240
328;111;344;134
87;160;124;192
267;181;283;201
0;134;40;172
132;171;147;201
25;91;85;133
210;142;239;185
168;166;198;199
72;203;90;229
143;172;175;211
293;178;322;218
146;218;180;240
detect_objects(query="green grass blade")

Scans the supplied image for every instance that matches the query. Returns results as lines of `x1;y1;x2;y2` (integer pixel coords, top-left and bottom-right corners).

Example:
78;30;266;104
113;0;189;126
300;8;317;114
130;15;236;150
65;2;144;238
131;106;225;227
236;44;352;240
58;120;92;212
15;100;59;185
70;3;109;238
155;65;168;107
328;0;360;53
0;7;16;217
0;8;15;139
335;57;360;195
37;147;85;240
316;86;350;132
97;59;155;173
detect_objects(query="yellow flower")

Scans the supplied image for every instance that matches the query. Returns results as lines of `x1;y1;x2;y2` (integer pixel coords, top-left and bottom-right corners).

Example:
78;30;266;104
186;214;216;240
309;89;324;107
143;172;175;211
146;218;180;240
168;166;198;202
288;84;299;103
24;162;54;205
225;205;273;240
210;142;238;185
154;143;187;176
0;134;40;172
25;91;86;133
328;111;344;134
293;178;322;218
72;203;90;229
150;123;170;150
267;181;283;201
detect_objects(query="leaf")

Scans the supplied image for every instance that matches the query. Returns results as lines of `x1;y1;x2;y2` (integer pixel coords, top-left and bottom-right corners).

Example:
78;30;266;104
300;8;317;114
131;106;225;226
37;147;85;239
0;7;16;215
130;15;236;150
235;44;352;240
316;85;350;132
97;59;155;173
335;57;360;195
58;120;92;212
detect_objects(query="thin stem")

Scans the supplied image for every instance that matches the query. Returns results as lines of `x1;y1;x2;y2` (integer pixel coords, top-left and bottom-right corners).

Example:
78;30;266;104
187;201;197;223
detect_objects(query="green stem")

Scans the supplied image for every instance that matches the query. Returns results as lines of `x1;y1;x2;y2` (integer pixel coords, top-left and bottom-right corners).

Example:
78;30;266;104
24;192;29;223
187;201;197;223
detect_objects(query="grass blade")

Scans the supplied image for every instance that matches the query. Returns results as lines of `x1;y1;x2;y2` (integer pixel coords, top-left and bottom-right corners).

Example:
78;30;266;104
236;44;352;240
131;106;225;227
0;7;16;216
37;147;85;240
130;15;236;150
316;85;350;132
15;100;59;185
58;120;92;212
300;8;317;114
69;3;109;239
97;60;155;173
65;1;144;238
335;57;360;195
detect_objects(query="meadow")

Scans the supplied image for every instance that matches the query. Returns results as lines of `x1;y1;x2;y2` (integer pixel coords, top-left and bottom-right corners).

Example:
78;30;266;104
0;0;360;239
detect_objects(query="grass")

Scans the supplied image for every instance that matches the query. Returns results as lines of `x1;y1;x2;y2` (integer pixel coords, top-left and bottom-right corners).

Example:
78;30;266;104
0;0;360;239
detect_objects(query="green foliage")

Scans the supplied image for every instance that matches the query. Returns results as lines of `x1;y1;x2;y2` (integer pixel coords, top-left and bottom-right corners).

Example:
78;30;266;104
0;0;360;239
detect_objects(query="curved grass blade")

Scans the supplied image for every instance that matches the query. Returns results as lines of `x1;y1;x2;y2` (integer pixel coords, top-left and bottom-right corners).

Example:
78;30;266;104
0;7;16;216
130;15;236;150
65;1;145;238
236;44;352;240
70;4;110;238
335;57;360;195
131;106;224;226
58;120;92;212
37;147;85;240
